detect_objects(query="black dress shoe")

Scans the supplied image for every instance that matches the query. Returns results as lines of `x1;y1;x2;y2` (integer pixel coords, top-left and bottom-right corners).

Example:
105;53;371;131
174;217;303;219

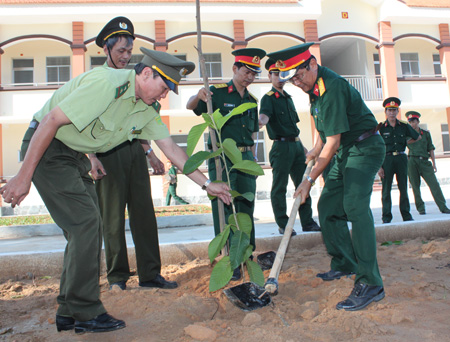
382;219;391;224
109;280;126;290
403;217;414;222
316;269;354;281
231;267;242;281
278;227;297;236
139;274;178;289
56;315;75;332
441;208;450;214
336;282;385;311
74;313;125;334
419;211;426;215
302;221;321;232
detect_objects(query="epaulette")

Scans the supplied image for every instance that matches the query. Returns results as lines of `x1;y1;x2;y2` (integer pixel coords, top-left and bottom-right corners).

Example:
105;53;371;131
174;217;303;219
115;81;130;99
214;83;228;89
399;119;409;125
266;91;274;96
249;91;259;103
152;101;161;113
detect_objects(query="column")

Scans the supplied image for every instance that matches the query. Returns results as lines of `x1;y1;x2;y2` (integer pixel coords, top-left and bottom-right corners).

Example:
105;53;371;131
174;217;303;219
71;22;86;78
232;20;247;50
154;20;170;110
438;23;450;132
378;21;399;101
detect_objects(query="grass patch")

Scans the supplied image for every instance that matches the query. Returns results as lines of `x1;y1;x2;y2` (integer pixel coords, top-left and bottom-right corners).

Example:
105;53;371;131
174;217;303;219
0;204;212;227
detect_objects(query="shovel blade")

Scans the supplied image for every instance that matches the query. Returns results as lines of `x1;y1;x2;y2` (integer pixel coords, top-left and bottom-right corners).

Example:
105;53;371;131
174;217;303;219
223;282;271;311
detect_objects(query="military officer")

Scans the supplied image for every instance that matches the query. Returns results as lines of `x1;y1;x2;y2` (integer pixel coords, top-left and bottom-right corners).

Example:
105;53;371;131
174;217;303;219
405;111;450;215
0;48;231;333
378;97;419;223
259;58;320;235
186;47;266;280
165;160;189;205
269;43;386;311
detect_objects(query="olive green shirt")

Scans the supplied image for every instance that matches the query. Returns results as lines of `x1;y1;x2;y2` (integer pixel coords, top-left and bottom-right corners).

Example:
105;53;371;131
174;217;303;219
407;128;434;158
379;120;419;153
193;80;259;148
34;67;169;154
260;87;300;140
308;65;377;155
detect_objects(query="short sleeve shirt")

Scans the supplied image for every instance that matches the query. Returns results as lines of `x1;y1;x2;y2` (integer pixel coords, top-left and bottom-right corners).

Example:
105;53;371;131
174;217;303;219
406;129;434;158
260;87;300;140
33;67;169;153
193;80;259;148
307;66;377;155
379;120;420;153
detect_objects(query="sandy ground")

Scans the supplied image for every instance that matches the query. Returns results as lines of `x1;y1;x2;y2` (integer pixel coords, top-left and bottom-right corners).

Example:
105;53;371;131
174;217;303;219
1;236;450;342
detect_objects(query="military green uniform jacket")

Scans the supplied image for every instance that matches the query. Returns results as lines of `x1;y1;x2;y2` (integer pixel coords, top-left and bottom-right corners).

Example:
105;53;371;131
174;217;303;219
260;87;299;139
33;67;169;153
193;80;259;147
379;120;419;152
407;128;434;157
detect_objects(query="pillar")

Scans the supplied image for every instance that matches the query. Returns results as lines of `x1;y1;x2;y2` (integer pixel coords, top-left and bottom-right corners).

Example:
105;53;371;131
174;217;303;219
71;22;86;78
378;21;399;102
232;20;247;50
438;23;450;132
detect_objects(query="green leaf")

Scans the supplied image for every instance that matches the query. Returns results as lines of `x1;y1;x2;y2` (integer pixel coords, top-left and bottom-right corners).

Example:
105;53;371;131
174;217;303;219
381;240;404;246
228;212;252;238
229;190;254;202
229;230;250;270
381;241;393;246
212;108;224;129
183;149;223;174
246;259;265;287
186;122;208;157
215;103;257;130
202;113;213;127
222;139;242;165
243;245;253;261
209;256;233;292
208;226;231;263
231;160;264;176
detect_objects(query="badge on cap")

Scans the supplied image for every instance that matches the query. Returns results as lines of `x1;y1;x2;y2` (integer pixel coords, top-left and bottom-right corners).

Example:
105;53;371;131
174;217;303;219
119;22;128;30
179;67;188;77
252;56;260;64
275;60;286;69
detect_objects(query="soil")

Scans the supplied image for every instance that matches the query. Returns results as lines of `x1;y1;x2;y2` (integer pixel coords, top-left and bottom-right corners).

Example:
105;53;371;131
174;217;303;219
1;237;450;342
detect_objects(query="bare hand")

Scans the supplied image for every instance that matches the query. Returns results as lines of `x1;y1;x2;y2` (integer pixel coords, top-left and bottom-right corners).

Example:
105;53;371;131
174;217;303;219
89;156;107;180
148;153;165;175
377;168;384;179
433;165;437;173
293;179;311;205
206;182;232;205
197;88;213;103
0;176;31;208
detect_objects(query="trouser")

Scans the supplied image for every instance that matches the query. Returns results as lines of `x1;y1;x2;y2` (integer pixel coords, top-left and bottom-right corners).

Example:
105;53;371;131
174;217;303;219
318;135;385;286
269;140;314;229
21;128;105;321
208;151;256;250
408;157;448;213
96;140;161;284
381;154;412;222
166;184;188;205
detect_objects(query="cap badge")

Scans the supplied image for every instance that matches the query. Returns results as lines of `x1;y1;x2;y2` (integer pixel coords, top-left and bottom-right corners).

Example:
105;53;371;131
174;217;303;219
179;67;188;77
390;101;396;106
119;22;128;30
275;60;286;69
252;56;260;64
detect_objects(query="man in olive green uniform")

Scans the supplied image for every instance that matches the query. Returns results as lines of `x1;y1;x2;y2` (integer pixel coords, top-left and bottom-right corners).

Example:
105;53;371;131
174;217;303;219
186;48;266;280
259;58;320;235
89;17;176;292
269;43;385;311
165;160;189;205
405;111;450;215
378;97;419;223
0;49;231;333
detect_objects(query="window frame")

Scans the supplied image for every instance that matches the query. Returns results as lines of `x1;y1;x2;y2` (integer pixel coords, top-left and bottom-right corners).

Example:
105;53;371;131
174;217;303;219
12;58;34;85
400;52;420;77
46;56;71;84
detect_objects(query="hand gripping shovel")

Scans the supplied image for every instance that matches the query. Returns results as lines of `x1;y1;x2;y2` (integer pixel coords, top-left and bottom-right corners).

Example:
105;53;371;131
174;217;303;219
223;160;315;311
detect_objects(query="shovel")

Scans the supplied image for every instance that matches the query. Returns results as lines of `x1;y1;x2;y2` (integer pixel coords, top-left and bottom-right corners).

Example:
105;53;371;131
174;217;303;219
224;160;315;310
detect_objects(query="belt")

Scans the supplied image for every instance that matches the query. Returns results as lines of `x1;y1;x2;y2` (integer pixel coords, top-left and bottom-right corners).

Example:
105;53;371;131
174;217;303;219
355;122;383;143
274;137;300;142
386;151;406;156
237;146;252;152
29;119;39;129
408;155;428;160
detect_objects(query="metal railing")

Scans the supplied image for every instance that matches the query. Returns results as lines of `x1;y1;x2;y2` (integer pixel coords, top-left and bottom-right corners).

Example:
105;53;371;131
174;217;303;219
342;75;383;101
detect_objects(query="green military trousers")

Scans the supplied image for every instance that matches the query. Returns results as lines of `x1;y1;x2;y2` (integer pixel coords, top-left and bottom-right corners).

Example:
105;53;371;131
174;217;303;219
96;140;161;284
381;154;412;222
317;135;385;286
269;140;314;229
208;150;256;249
21;127;106;322
408;157;448;213
166;184;188;206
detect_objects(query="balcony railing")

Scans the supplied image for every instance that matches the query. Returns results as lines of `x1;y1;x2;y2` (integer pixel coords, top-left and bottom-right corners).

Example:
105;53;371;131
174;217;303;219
342;75;383;101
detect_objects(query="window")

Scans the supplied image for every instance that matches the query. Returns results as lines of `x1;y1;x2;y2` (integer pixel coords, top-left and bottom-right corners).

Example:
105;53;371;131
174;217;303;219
433;54;442;77
254;131;266;164
400;53;420;77
125;54;143;70
201;53;222;79
442;124;450;153
13;59;34;84
47;57;70;83
171;134;188;155
373;53;380;75
91;56;107;69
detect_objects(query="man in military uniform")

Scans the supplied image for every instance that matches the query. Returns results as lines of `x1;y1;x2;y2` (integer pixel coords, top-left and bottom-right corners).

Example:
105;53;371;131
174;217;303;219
89;17;178;292
405;111;450;215
186;48;266;280
165;159;189;205
259;58;320;235
378;97;419;223
269;43;386;311
0;48;231;333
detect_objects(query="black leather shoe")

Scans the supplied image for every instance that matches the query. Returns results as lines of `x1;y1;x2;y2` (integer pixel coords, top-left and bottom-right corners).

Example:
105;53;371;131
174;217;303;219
336;283;385;311
231;267;242;281
316;269;354;281
419;211;426;215
303;221;321;232
441;208;450;214
74;313;125;334
56;315;75;332
403;217;414;222
139;274;178;289
278;227;297;236
382;219;391;224
109;281;126;290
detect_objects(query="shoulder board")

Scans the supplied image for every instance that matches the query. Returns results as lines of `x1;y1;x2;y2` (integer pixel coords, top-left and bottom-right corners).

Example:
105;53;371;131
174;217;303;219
399;120;409;124
115;81;130;99
249;92;259;103
214;84;228;89
152;101;161;113
266;91;274;96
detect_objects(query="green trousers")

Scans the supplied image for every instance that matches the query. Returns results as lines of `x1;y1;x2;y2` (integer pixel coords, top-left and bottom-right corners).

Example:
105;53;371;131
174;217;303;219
318;135;385;286
408;157;448;213
96;140;161;284
22;127;105;321
208;151;256;249
381;154;412;222
166;184;188;206
269;140;314;229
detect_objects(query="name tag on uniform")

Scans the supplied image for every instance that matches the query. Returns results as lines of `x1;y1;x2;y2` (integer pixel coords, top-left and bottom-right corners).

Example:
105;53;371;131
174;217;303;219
131;127;142;134
224;103;235;108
